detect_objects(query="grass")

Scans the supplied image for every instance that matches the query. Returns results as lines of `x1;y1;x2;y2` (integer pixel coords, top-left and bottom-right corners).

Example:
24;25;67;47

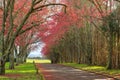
0;59;47;80
27;59;51;63
62;63;120;75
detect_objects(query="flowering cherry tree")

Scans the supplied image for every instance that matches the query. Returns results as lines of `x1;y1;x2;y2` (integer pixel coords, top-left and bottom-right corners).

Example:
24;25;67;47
0;0;66;75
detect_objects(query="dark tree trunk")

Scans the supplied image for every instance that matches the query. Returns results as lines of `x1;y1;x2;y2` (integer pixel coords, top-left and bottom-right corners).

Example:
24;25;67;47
0;59;5;75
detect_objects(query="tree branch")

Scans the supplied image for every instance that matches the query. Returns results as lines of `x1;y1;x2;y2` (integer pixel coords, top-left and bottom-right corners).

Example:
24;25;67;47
114;0;120;3
33;3;67;12
18;23;40;35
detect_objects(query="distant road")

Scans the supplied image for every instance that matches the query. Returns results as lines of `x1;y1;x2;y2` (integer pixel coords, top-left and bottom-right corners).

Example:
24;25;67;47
36;63;115;80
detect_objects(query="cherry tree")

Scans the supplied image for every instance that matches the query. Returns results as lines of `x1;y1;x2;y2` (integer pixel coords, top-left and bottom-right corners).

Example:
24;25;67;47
0;0;66;75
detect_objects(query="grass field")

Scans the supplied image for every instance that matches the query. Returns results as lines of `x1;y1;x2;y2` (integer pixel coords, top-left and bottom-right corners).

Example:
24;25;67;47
0;59;49;80
27;59;51;63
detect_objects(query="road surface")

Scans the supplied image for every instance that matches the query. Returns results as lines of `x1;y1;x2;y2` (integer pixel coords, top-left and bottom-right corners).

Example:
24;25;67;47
36;63;115;80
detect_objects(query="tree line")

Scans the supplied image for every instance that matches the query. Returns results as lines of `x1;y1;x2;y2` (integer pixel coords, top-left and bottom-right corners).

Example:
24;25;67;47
46;0;120;70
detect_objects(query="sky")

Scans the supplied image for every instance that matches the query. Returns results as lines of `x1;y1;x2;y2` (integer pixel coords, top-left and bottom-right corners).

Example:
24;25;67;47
28;42;45;58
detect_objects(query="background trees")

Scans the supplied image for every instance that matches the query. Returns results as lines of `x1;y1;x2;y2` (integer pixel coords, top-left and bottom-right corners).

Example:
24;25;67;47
42;0;120;70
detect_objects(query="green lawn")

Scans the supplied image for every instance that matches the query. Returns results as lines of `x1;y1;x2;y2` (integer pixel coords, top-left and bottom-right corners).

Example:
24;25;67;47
62;63;120;75
0;59;46;80
27;59;51;63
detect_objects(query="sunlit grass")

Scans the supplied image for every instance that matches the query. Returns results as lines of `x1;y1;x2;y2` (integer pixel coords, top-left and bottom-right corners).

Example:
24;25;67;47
27;59;51;63
62;63;120;75
0;60;45;80
6;63;36;74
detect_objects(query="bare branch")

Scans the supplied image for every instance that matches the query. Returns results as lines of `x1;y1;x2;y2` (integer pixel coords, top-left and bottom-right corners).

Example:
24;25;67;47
33;3;67;12
34;0;43;5
88;0;104;18
18;23;40;35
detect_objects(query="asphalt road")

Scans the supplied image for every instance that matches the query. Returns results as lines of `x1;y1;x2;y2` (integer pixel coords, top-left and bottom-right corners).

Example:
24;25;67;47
36;63;115;80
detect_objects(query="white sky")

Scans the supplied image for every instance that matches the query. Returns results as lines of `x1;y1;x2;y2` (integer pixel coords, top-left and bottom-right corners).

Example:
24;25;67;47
28;42;45;58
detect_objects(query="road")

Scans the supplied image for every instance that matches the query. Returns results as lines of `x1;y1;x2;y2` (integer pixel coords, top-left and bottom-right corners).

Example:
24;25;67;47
36;63;115;80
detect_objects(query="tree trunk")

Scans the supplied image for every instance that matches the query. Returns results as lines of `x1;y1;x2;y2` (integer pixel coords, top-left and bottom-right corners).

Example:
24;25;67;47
0;59;5;75
23;54;27;63
9;52;14;69
23;52;28;63
15;54;19;66
18;57;22;64
107;34;113;69
16;56;24;65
